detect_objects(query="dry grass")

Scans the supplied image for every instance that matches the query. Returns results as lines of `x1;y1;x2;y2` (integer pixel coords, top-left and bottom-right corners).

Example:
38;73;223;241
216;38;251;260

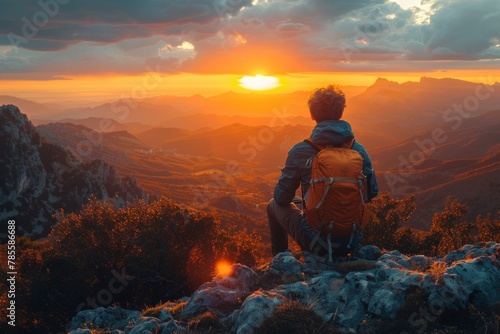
427;261;448;282
166;300;189;317
257;300;340;334
185;310;222;333
142;302;170;317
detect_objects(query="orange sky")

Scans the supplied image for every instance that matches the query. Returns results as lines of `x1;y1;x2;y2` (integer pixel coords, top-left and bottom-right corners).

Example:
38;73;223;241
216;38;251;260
1;0;500;107
2;70;500;107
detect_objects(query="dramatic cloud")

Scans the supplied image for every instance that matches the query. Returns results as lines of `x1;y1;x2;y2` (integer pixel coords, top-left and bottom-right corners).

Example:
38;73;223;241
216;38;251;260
421;0;500;58
0;0;499;77
0;0;253;51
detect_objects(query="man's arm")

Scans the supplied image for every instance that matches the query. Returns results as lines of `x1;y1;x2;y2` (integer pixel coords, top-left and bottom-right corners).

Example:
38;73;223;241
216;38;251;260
273;143;314;206
366;170;378;202
353;142;378;202
273;151;301;206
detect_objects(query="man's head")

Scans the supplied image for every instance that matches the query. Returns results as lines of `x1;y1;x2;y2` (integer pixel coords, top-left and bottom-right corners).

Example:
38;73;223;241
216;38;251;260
307;85;346;122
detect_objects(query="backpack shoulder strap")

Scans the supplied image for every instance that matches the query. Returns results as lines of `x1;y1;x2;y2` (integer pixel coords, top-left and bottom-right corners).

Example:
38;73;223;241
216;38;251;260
342;138;355;149
304;137;322;151
304;137;356;150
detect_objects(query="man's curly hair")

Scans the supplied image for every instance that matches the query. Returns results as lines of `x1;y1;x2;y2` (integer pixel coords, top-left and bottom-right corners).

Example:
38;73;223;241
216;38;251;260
307;85;346;122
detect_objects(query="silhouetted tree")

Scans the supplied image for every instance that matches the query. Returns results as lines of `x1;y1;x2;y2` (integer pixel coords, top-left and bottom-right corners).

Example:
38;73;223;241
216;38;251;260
393;227;425;255
430;196;468;255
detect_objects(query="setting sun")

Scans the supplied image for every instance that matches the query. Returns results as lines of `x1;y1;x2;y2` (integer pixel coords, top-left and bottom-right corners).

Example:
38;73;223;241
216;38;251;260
238;75;281;91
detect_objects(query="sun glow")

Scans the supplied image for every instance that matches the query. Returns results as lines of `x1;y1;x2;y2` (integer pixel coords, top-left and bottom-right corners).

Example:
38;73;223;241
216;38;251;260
238;74;281;91
216;260;234;277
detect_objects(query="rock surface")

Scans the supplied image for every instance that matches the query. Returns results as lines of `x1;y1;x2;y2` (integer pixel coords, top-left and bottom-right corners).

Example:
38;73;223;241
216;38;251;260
0;105;149;237
68;242;500;333
180;264;259;317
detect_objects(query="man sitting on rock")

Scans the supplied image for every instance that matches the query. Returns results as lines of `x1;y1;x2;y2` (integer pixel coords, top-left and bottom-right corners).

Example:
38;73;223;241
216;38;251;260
267;85;378;259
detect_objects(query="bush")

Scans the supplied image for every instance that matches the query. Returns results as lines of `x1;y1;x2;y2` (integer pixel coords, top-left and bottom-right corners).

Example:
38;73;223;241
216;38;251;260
363;194;498;257
3;196;261;333
363;192;416;250
256;300;340;334
429;196;468;255
428;197;499;256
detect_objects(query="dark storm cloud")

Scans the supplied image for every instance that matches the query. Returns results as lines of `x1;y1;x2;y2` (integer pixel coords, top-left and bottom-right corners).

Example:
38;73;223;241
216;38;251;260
1;0;499;77
0;0;253;51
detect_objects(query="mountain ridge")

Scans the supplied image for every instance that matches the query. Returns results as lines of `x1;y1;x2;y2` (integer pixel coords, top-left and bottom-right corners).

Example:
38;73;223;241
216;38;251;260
0;105;149;238
5;78;499;147
35;110;499;232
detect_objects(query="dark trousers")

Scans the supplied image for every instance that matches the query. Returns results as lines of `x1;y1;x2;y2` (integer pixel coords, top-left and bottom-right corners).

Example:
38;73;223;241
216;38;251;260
267;199;311;256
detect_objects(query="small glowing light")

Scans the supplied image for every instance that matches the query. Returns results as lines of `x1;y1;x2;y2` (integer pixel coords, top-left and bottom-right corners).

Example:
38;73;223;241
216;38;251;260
357;38;368;45
216;260;233;277
179;41;195;50
238;74;280;91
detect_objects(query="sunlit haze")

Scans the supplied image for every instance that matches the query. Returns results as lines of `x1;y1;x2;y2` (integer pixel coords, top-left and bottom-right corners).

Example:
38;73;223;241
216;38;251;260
1;0;499;106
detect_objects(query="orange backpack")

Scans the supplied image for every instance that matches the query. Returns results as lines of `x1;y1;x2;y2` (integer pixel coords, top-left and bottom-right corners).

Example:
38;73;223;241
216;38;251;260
303;138;368;262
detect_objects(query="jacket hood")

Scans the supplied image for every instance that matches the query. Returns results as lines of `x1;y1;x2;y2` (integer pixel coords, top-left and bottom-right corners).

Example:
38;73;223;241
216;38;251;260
310;120;354;146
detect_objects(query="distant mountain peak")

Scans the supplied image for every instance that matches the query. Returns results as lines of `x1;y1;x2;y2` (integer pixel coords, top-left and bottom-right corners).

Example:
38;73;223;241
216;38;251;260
1;103;31;124
419;76;471;85
374;77;399;85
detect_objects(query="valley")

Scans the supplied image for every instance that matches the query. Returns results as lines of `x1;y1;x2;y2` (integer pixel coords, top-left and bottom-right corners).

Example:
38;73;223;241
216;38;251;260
2;77;499;240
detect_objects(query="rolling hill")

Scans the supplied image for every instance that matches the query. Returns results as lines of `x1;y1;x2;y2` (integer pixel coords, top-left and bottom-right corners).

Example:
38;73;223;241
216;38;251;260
34;117;153;134
4;77;499;233
11;77;500;148
346;77;500;141
376;110;500;228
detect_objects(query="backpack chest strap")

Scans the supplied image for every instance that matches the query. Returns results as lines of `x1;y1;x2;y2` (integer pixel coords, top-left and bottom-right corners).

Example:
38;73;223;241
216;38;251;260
310;177;359;185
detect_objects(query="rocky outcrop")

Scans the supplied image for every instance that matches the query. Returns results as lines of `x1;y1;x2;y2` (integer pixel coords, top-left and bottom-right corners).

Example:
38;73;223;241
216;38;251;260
0;105;149;237
180;264;260;318
68;242;500;333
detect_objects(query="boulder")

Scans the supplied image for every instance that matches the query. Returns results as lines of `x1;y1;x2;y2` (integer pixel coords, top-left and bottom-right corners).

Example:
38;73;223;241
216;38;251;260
69;307;140;331
125;317;160;334
268;250;304;283
181;264;259;317
229;290;286;334
357;245;382;260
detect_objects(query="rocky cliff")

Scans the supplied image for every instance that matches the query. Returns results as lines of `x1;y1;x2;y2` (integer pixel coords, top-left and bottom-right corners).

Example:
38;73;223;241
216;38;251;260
0;105;149;237
68;242;500;334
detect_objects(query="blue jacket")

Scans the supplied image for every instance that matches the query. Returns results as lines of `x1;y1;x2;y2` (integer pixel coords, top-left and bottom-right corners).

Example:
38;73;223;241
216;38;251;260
273;120;378;206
